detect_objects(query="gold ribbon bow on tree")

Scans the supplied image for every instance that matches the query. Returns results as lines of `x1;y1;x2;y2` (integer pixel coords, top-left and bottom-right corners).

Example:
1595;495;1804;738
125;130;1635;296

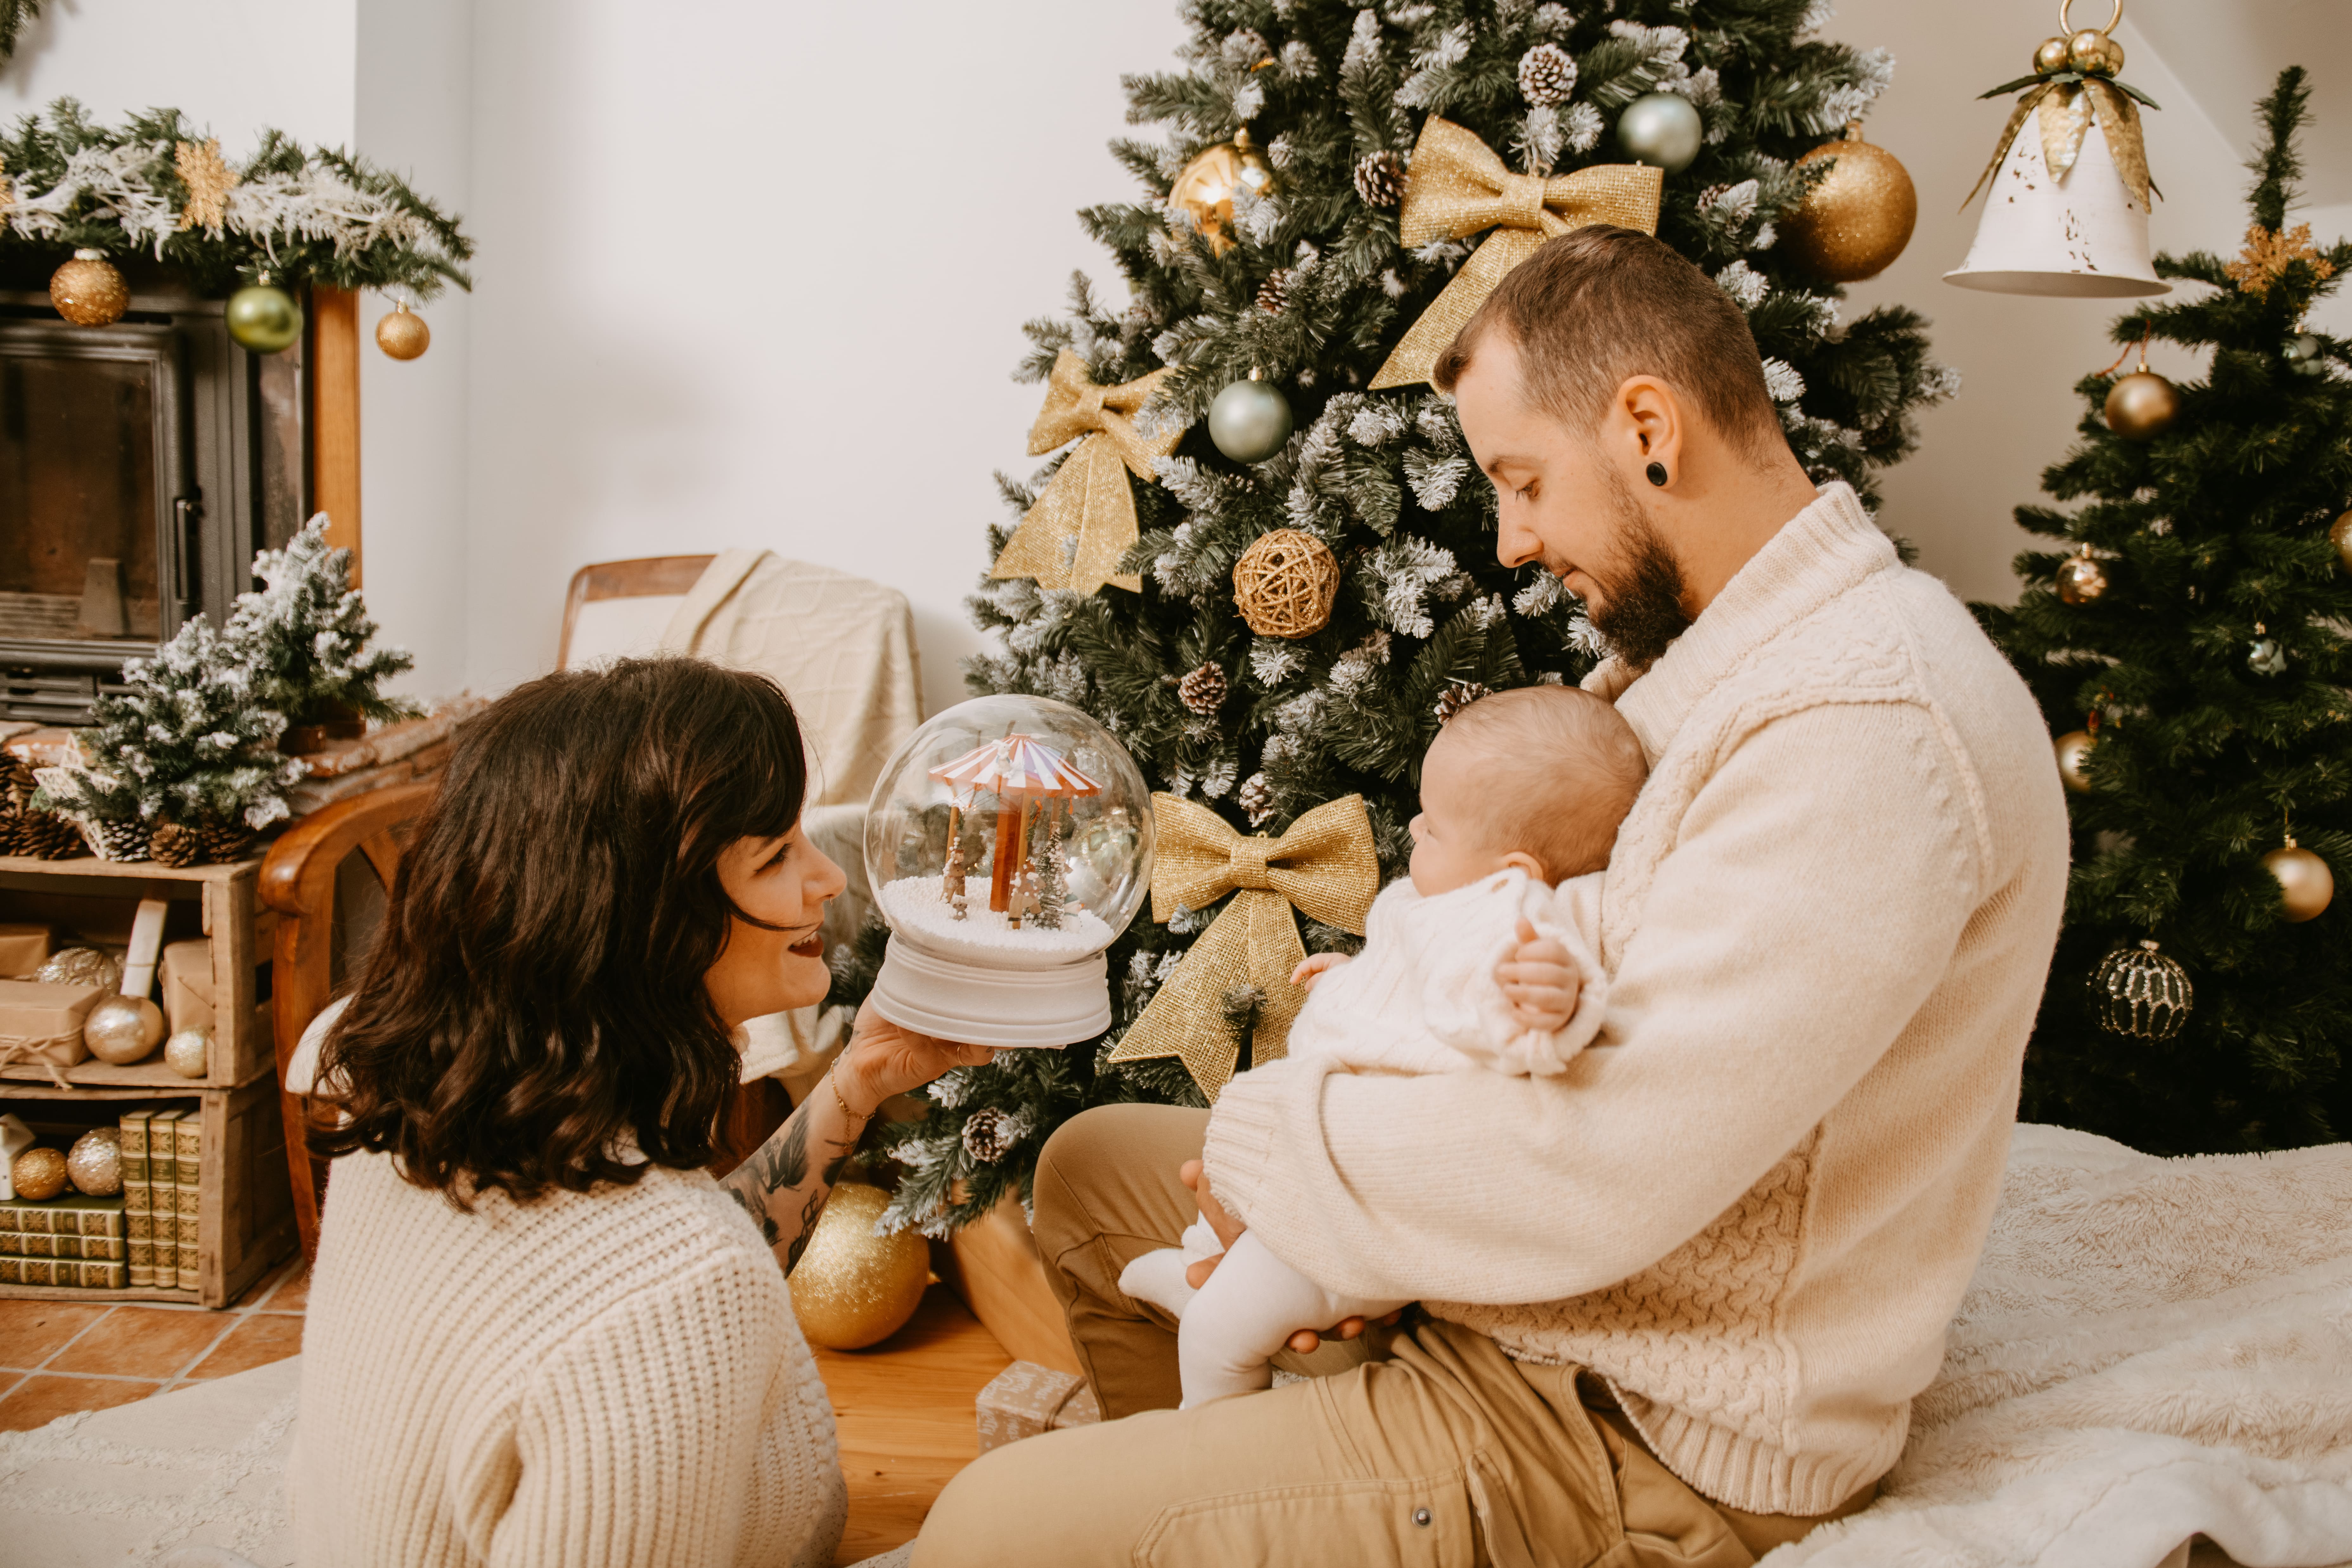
1369;118;1663;390
989;350;1184;596
1106;793;1381;1100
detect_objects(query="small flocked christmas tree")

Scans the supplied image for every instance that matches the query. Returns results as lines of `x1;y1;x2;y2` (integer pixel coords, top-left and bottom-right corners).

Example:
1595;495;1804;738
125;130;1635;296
876;0;1959;1234
226;515;417;727
1980;67;2351;1155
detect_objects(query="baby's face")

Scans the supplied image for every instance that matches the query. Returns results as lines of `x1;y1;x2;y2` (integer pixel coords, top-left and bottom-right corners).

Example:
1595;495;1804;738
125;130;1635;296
1407;730;1520;897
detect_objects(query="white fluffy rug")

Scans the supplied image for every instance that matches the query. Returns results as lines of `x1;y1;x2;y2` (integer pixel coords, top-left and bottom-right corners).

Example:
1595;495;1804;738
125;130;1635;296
1768;1125;2352;1568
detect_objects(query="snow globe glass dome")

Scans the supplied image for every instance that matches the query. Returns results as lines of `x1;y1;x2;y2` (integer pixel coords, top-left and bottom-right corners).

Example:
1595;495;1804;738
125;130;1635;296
864;694;1155;1048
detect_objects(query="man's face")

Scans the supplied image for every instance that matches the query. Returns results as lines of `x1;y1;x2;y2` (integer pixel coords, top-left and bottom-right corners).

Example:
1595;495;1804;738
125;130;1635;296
1453;333;1692;670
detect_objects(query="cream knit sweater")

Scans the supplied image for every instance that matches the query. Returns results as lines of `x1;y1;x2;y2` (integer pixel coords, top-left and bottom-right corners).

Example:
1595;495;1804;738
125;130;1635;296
292;1148;846;1568
1204;482;2070;1516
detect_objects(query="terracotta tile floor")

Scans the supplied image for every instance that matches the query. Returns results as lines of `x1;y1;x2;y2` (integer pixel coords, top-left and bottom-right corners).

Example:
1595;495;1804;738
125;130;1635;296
0;1256;308;1432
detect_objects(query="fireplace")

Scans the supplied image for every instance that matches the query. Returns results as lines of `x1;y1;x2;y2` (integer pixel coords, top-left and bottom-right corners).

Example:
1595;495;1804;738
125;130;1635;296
0;262;309;724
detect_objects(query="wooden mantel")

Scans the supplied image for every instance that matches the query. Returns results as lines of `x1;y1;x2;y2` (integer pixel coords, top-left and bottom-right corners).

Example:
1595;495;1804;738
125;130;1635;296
308;286;363;585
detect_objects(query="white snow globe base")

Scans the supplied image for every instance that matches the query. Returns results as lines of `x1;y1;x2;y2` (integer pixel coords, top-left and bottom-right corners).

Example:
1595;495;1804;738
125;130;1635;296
868;941;1110;1050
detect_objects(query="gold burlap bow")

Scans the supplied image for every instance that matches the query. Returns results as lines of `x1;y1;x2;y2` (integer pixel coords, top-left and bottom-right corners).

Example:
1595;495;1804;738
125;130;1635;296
1369;118;1664;391
1106;793;1380;1100
989;351;1184;596
1965;78;2152;214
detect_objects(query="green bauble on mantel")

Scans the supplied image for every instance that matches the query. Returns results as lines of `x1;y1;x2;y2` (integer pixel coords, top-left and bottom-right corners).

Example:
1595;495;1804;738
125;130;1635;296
226;280;303;354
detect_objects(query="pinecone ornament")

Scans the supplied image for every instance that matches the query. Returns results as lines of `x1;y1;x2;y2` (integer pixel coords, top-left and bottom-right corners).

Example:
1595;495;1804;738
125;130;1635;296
960;1106;1021;1164
1434;680;1492;725
15;808;80;860
87;818;153;862
0;752;27;851
1256;268;1292;314
1517;44;1577;106
1237;772;1275;827
1353;150;1405;208
197;819;256;864
149;821;205;868
1178;662;1229;715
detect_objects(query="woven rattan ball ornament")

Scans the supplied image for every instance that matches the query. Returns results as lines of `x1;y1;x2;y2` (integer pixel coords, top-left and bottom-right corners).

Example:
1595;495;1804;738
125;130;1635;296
12;1146;67;1202
2054;730;2096;793
2263;839;2333;923
50;249;129;327
2091;940;2192;1041
1780;127;1916;284
67;1129;121;1197
1233;529;1340;639
1178;662;1229;714
789;1181;930;1350
2055;551;2109;605
375;302;430;360
1353;149;1405;208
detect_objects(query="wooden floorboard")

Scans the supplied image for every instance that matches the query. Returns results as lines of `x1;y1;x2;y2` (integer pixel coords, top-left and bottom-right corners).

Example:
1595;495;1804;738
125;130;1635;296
815;1282;1012;1565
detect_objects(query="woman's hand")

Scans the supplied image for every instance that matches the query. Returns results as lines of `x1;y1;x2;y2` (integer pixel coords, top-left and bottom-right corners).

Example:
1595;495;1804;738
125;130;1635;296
1180;1158;1405;1353
835;999;995;1115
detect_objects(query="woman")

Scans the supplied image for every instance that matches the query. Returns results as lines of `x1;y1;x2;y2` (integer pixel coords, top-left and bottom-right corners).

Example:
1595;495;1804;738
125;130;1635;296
292;657;988;1568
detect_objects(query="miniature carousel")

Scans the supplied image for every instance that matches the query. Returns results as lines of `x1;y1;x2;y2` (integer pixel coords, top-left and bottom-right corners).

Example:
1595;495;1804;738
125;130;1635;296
864;695;1154;1047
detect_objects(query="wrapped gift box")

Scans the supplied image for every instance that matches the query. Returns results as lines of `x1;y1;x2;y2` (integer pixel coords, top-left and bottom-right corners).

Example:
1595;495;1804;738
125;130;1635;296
0;923;52;977
0;978;105;1076
159;940;214;1034
974;1359;1103;1454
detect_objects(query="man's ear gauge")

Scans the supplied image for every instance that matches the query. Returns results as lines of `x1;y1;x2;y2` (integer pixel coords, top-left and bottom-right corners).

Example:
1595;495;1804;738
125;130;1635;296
1646;462;1669;488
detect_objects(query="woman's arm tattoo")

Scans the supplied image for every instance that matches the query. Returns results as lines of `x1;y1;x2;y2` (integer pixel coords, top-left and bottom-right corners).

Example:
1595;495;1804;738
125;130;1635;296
723;1099;862;1271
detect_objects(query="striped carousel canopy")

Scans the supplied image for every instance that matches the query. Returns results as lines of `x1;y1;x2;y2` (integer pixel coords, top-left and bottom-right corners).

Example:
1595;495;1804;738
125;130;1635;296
928;733;1101;800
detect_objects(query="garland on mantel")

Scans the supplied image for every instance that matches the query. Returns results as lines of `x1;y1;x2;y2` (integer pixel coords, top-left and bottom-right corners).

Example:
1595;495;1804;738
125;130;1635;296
0;99;473;300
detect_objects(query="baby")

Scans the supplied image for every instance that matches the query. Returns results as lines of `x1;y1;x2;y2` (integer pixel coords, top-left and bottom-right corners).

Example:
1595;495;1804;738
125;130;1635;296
1120;685;1649;1408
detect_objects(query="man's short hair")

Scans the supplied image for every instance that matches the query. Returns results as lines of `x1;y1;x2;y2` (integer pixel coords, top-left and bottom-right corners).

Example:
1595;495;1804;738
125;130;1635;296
1432;225;1784;464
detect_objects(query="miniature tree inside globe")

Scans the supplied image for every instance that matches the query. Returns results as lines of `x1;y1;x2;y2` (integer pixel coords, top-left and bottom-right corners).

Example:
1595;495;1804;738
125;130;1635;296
864;695;1154;1047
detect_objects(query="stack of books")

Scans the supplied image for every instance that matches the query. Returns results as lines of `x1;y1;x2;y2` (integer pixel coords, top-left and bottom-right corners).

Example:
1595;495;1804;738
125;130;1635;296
0;1195;127;1286
121;1108;202;1292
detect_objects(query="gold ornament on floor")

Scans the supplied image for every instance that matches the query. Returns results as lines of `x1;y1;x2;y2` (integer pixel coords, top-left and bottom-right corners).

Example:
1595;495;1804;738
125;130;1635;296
789;1180;931;1350
174;138;237;233
2091;939;2192;1041
2263;837;2332;923
2055;549;2109;604
990;351;1183;596
1107;794;1379;1098
2054;729;2096;792
11;1146;67;1202
50;249;128;327
1232;528;1340;639
2330;511;2352;576
67;1128;122;1197
1370;117;1662;389
375;302;430;360
1169;128;1275;255
1780;123;1917;283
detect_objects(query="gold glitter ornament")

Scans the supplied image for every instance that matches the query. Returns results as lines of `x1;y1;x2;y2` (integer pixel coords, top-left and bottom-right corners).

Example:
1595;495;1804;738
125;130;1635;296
1780;125;1917;284
990;351;1182;596
83;994;165;1065
2263;839;2332;923
2055;550;2109;604
2091;939;2192;1041
2054;729;2096;792
2329;511;2352;576
37;948;121;991
67;1128;121;1197
12;1146;67;1202
375;302;430;360
1168;128;1275;255
164;1026;211;1078
788;1181;930;1350
50;250;129;327
174;138;237;233
1232;528;1340;638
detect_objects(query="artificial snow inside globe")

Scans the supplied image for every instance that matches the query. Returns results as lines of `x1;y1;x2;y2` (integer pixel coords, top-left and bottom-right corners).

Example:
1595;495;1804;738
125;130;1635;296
864;695;1155;1048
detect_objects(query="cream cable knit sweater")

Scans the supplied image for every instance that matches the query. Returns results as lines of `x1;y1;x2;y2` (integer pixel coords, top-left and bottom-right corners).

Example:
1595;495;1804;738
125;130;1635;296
1204;482;2070;1517
293;1149;846;1568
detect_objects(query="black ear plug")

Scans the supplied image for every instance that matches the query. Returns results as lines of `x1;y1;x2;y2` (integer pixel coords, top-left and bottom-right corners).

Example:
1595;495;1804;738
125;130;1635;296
1645;462;1669;487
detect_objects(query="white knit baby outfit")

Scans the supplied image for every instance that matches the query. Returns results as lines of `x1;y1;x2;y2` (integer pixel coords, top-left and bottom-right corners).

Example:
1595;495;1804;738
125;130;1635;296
292;1148;846;1568
1122;867;1606;1406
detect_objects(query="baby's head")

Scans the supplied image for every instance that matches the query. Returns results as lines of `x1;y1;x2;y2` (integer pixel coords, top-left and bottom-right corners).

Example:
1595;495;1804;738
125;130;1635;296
1407;686;1647;897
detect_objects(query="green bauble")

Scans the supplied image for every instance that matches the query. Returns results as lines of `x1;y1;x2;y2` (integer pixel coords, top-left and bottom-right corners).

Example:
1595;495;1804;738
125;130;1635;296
1616;92;1703;175
1208;374;1294;464
227;283;304;354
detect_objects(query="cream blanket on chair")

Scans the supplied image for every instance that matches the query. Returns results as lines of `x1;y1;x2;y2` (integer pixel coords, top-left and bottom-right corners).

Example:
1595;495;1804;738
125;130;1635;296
1771;1124;2352;1568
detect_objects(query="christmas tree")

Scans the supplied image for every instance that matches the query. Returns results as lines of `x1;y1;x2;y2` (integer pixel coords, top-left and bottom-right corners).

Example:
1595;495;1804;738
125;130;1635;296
1980;67;2351;1157
877;0;1958;1235
226;515;417;726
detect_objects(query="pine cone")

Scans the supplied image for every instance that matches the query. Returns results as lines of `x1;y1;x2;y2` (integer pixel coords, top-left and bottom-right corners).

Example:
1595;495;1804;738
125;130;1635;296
88;818;153;862
1353;150;1405;208
1256;268;1292;314
1178;662;1229;715
14;809;80;860
960;1107;1021;1165
1238;772;1275;827
1434;681;1492;725
198;819;256;865
1518;43;1577;107
150;821;205;868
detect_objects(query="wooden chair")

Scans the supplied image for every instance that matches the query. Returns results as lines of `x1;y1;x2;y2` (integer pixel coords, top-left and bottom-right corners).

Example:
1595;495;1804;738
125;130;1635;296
557;554;716;670
262;781;434;1261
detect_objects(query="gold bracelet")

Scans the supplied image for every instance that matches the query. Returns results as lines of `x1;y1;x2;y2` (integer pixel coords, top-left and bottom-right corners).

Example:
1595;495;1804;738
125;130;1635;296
828;1065;872;1123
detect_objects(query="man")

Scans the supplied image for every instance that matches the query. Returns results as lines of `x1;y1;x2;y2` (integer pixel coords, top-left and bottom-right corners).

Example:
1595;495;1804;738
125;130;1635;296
917;226;2068;1565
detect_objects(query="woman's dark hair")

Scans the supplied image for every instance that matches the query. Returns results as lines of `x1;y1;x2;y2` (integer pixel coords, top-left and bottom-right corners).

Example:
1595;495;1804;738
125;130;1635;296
312;656;808;1204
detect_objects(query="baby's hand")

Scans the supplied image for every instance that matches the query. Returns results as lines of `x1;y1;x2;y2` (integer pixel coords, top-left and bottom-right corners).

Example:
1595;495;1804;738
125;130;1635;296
1496;916;1581;1034
1292;951;1351;991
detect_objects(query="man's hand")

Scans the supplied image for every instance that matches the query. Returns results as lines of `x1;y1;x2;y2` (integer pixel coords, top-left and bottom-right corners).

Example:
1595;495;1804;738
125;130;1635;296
1496;917;1581;1034
1180;1157;1406;1353
1292;952;1351;991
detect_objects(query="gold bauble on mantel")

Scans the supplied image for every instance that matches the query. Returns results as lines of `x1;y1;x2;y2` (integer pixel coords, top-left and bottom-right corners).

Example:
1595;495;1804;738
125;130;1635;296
375;302;431;360
50;249;129;327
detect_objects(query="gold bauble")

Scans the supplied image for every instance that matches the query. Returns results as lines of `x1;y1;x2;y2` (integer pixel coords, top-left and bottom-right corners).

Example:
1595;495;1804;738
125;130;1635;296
2262;842;2333;923
67;1128;122;1197
164;1026;211;1079
50;249;129;328
2329;511;2352;576
1780;131;1917;284
2033;35;2073;74
11;1146;67;1202
789;1181;930;1350
1168;128;1275;255
2055;552;2109;605
2104;371;2178;440
1233;528;1341;639
2054;730;2096;793
2066;29;2124;74
375;303;430;360
83;993;166;1064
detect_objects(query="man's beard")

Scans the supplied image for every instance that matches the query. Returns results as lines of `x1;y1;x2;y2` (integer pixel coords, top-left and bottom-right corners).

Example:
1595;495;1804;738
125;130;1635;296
1578;470;1692;674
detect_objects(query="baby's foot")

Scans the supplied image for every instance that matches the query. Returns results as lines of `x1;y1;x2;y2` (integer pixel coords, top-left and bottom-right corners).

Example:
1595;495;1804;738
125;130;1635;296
1118;1247;1200;1321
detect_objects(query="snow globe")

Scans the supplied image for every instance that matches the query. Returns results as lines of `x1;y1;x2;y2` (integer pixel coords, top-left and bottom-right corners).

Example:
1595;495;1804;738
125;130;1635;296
864;695;1155;1048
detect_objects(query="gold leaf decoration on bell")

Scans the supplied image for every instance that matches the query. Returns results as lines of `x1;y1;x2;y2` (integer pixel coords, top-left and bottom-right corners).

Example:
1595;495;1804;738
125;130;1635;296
2055;550;2109;604
1169;128;1276;255
2091;939;2192;1040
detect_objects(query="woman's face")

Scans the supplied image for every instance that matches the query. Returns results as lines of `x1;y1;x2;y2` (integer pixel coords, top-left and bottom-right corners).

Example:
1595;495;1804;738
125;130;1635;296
706;818;848;1027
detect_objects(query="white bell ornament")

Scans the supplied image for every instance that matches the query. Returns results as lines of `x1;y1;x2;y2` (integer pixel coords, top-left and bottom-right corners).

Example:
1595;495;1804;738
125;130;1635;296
1945;111;2167;298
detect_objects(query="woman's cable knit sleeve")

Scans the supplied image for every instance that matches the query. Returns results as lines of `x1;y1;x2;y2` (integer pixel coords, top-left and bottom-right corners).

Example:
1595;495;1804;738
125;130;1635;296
1204;699;1982;1306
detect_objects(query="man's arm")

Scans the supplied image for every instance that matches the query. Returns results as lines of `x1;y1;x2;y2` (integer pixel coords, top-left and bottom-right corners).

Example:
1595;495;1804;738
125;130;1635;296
1203;701;1984;1305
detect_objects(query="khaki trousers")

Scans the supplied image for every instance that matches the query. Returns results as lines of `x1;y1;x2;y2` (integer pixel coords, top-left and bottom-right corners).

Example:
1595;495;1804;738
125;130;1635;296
915;1105;1871;1567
